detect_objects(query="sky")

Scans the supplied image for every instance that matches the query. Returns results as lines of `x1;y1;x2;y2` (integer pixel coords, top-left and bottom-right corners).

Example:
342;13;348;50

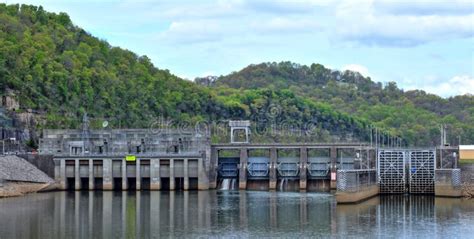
5;0;474;97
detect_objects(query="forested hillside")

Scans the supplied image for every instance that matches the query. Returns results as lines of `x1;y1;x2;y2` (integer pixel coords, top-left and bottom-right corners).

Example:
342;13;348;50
212;62;474;146
0;4;380;144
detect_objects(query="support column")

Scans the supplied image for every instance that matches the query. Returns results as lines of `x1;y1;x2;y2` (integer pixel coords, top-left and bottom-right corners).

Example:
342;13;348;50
74;159;81;190
269;147;277;190
136;158;141;190
88;159;94;190
198;156;209;190
170;159;175;190
184;159;189;190
122;159;128;190
300;147;308;190
102;159;113;190
330;147;337;189
150;159;161;190
59;159;67;190
239;148;248;190
210;147;218;189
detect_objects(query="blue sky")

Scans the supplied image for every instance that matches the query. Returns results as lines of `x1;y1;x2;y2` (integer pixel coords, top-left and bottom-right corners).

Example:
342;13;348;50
6;0;474;97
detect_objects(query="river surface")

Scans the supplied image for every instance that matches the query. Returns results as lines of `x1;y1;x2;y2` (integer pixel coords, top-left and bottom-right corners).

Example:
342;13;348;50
0;191;473;238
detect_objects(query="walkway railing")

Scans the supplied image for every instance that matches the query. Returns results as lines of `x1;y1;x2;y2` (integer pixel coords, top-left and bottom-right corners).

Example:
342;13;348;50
337;169;377;192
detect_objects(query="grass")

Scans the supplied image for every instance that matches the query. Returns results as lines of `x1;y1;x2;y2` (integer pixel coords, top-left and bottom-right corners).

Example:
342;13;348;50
459;158;474;164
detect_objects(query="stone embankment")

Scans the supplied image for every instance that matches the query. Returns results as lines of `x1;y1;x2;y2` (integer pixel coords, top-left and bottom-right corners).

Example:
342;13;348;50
0;156;56;198
460;163;474;198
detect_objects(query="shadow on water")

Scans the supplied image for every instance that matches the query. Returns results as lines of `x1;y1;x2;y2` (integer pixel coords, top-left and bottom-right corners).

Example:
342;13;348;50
0;191;473;238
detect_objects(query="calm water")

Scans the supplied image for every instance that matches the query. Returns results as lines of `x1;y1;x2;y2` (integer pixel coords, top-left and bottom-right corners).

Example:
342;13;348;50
0;191;473;238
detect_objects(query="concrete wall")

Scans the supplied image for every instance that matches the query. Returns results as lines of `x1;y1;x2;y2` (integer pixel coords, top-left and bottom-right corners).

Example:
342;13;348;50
18;154;55;178
335;185;379;204
55;157;207;191
434;169;462;197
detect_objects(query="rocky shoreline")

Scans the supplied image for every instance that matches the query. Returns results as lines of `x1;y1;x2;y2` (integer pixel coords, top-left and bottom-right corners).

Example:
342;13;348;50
0;181;55;198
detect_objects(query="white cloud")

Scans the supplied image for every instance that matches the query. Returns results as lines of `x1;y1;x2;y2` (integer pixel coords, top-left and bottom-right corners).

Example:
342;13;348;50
158;20;227;44
251;17;321;34
424;75;474;97
405;75;474;97
342;64;370;77
374;0;474;16
334;0;474;46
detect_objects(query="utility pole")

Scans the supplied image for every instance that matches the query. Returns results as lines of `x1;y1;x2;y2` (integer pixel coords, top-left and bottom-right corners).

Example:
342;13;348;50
370;126;373;147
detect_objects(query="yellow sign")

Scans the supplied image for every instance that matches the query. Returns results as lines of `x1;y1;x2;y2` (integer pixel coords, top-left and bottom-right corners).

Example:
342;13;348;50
125;155;136;161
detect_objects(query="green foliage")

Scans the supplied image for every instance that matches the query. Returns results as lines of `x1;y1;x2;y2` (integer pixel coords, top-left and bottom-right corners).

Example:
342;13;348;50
216;62;474;146
1;4;471;146
0;4;225;128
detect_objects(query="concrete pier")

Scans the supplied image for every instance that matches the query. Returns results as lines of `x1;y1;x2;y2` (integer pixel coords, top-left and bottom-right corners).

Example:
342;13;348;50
103;159;113;190
121;160;128;190
74;160;81;190
184;159;189;190
299;147;307;190
59;160;66;190
269;147;277;190
434;169;462;197
239;148;248;190
136;159;141;191
335;185;379;203
335;169;378;204
88;159;94;190
330;147;337;189
150;159;160;190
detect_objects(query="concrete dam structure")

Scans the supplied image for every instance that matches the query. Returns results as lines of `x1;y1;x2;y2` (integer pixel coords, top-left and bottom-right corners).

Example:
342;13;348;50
38;121;466;203
39;128;372;192
40;128;210;191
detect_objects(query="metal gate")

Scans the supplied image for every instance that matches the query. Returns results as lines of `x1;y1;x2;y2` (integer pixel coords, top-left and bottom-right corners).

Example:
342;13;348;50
378;150;406;194
409;150;435;194
377;149;435;194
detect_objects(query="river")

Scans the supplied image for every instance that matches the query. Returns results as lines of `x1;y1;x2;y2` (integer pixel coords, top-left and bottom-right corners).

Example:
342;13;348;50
0;191;472;238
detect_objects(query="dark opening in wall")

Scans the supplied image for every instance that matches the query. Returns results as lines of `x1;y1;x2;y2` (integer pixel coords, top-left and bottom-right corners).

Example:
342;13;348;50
94;178;103;190
189;178;198;190
161;178;170;190
67;178;75;191
113;178;122;191
141;178;150;190
175;178;184;190
81;178;89;190
128;178;136;190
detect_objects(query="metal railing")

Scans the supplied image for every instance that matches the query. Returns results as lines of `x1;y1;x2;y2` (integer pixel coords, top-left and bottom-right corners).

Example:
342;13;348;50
337;169;377;192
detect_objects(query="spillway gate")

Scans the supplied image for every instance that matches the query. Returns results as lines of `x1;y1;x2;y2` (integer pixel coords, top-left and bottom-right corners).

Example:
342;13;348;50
377;149;436;194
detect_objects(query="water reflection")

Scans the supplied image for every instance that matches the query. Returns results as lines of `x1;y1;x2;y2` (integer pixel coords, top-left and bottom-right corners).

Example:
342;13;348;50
0;191;473;238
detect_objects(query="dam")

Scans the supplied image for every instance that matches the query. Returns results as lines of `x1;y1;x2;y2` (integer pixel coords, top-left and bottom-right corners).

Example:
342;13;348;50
38;121;466;203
